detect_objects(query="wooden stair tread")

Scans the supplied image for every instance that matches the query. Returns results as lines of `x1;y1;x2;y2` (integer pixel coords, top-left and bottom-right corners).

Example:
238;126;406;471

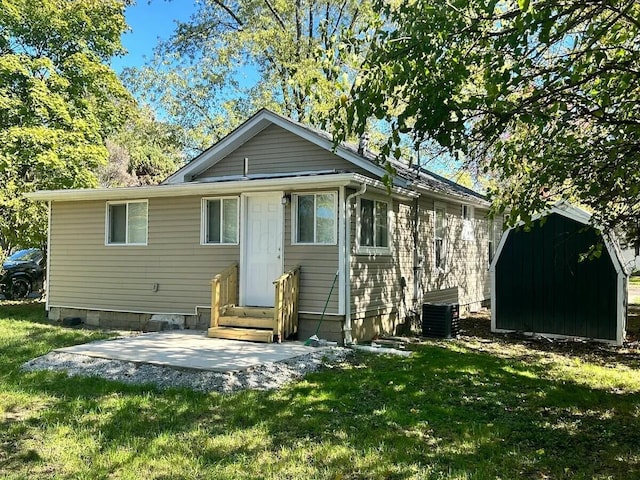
208;326;274;343
224;306;274;318
218;315;273;329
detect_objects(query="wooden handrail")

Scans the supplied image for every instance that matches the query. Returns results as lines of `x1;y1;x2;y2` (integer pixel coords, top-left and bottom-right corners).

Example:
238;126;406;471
273;266;300;343
211;263;238;328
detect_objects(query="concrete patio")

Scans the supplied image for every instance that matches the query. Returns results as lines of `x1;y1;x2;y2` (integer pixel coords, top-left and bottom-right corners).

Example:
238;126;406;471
54;330;318;373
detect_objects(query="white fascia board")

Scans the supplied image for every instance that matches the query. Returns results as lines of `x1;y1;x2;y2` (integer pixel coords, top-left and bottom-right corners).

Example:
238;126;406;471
26;173;363;202
26;172;417;203
163;109;404;187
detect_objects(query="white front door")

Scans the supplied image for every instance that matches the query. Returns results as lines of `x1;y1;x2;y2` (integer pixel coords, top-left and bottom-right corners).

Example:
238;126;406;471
241;193;282;306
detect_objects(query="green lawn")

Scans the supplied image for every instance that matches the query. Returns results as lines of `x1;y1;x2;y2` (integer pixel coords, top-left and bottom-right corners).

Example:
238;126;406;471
1;303;640;479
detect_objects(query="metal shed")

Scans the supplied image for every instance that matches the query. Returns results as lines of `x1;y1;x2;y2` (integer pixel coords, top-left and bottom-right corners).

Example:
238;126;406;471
490;203;627;345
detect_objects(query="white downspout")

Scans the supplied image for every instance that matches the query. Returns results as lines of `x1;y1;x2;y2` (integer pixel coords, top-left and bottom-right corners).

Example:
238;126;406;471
45;200;51;313
344;183;367;345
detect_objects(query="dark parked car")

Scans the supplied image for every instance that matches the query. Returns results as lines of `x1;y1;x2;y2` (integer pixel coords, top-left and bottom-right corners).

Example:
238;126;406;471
0;248;45;299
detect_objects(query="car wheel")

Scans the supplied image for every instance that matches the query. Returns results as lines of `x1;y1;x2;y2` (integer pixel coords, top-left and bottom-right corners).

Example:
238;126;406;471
10;278;31;299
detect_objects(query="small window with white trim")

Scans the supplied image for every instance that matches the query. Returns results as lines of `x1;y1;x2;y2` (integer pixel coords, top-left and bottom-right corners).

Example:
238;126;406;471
293;192;337;244
202;197;239;244
462;205;472;220
106;200;148;245
434;203;446;269
358;197;391;254
461;204;474;241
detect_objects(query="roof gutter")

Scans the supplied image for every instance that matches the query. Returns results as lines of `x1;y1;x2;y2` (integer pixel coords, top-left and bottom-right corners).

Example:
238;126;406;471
26;172;417;203
343;183;367;345
25;174;357;202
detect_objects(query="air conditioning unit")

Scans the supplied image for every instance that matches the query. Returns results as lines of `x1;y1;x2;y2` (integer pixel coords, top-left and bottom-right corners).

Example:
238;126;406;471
422;303;460;338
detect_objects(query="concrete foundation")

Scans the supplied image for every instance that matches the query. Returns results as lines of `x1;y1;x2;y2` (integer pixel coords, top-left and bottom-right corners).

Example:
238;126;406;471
47;307;409;344
47;307;209;332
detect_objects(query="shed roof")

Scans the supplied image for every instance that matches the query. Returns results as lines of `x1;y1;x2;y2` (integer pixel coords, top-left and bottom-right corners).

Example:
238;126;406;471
491;201;630;276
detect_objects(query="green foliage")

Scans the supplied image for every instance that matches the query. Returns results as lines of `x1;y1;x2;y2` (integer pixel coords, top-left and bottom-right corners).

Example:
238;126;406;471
101;106;185;187
0;0;132;250
336;0;640;235
124;0;377;152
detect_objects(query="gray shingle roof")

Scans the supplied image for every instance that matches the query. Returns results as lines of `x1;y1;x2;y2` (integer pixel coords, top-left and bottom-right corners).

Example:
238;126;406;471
272;110;488;205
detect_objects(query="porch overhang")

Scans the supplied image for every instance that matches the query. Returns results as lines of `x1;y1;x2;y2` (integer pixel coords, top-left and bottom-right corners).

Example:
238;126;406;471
26;172;418;202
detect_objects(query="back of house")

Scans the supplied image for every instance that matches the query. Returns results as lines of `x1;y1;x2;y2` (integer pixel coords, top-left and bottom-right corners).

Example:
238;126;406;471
29;109;496;343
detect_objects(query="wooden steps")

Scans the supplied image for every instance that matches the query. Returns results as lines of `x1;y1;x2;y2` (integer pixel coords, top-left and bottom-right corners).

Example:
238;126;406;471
224;306;273;318
217;315;273;329
207;326;274;343
208;306;276;343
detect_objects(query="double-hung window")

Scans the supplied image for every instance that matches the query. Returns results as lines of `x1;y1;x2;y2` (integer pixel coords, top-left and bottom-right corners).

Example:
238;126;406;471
358;197;390;254
434;203;446;269
461;204;474;241
106;200;148;245
202;197;239;244
293;192;337;244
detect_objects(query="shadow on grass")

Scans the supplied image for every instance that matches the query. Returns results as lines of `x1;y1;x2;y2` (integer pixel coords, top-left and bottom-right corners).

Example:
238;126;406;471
460;311;640;369
2;304;640;478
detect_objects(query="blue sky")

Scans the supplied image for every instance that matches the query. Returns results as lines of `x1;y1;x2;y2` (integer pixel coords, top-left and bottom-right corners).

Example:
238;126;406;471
111;0;198;73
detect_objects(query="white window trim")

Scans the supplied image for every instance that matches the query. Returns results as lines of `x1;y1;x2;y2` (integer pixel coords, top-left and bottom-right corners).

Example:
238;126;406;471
434;202;446;271
105;200;148;246
462;204;474;220
291;191;338;245
461;204;475;242
200;196;240;245
356;196;393;255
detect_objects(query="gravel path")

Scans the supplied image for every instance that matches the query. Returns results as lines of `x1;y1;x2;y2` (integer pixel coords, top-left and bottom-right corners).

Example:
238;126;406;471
22;347;352;393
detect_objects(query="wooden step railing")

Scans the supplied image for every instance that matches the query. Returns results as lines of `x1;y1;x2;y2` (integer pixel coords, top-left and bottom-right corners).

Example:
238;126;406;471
272;266;300;342
211;263;239;329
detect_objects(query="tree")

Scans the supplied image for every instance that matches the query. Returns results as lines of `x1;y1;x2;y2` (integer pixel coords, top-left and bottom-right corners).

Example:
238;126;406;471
0;0;132;252
100;107;185;187
124;0;376;152
335;0;640;237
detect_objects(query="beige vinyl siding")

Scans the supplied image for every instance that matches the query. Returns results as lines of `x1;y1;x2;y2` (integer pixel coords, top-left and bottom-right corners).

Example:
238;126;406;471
422;287;459;303
283;189;340;314
416;196;492;309
348;191;494;338
349;194;414;322
193;124;371;179
49;197;239;314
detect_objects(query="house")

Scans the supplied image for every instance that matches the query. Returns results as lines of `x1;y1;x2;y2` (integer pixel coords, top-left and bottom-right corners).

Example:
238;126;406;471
28;109;497;343
491;202;628;345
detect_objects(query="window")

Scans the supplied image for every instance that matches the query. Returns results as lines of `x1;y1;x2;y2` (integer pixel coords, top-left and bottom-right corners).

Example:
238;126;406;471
358;197;390;253
461;204;474;241
202;197;239;244
434;204;446;269
462;204;472;220
106;200;148;245
293;192;337;244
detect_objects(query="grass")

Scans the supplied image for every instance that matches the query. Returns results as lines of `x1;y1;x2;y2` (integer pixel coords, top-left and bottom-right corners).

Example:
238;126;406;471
1;302;640;479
